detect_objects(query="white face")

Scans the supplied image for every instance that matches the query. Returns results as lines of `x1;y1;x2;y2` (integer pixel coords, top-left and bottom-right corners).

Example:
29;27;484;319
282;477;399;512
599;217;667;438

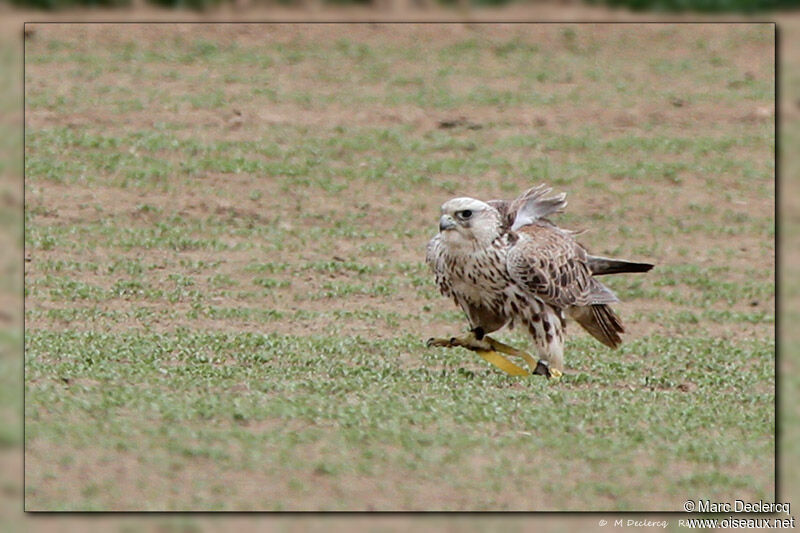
438;197;501;251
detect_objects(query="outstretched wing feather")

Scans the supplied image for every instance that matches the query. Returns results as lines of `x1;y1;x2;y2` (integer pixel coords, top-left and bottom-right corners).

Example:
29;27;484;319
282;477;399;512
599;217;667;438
508;184;568;231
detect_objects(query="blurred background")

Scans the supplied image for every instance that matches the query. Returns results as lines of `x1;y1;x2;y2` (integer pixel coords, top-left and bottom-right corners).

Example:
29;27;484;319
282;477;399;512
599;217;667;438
3;0;799;13
2;0;796;531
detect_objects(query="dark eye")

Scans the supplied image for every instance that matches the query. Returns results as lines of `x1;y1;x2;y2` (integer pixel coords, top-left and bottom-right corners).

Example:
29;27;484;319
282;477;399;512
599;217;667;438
458;210;473;220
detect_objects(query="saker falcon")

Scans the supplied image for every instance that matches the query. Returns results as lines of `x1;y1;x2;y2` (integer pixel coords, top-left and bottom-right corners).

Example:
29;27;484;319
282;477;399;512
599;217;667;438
425;184;653;378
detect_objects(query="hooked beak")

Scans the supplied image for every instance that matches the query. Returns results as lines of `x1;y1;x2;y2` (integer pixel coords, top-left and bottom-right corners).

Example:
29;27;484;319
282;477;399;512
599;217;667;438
439;215;457;232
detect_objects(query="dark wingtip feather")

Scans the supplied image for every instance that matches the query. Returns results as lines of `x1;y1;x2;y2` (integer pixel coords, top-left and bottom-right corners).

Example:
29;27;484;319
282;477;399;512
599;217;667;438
591;304;624;349
568;304;625;349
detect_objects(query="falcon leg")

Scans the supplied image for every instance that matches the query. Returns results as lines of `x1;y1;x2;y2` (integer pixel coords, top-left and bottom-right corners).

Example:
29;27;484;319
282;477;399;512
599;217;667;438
425;332;559;379
426;332;528;375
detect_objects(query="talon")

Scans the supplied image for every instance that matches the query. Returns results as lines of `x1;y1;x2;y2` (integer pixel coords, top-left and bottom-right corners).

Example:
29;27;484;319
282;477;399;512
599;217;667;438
426;337;454;348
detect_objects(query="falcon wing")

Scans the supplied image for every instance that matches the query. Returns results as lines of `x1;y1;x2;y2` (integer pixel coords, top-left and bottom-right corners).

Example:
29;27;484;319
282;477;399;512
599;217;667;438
506;222;618;309
488;184;567;231
508;184;567;231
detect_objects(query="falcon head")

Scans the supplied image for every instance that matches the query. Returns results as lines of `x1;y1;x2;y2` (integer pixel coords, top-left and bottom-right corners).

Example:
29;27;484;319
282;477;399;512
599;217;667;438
438;197;503;251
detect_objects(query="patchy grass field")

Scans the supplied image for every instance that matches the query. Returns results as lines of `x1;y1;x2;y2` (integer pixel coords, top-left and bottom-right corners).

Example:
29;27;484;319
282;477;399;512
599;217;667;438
24;23;774;511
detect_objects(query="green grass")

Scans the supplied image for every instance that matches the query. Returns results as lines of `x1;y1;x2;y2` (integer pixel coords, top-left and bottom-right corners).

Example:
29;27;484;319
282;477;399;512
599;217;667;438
24;24;774;511
25;330;773;511
25;125;774;189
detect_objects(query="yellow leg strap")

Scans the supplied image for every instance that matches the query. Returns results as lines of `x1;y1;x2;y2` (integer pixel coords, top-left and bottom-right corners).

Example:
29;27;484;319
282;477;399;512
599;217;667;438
485;337;540;371
476;350;530;376
427;333;554;377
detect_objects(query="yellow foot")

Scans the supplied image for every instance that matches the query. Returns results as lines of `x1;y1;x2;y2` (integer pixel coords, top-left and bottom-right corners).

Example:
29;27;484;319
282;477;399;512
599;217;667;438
426;333;556;378
425;331;492;352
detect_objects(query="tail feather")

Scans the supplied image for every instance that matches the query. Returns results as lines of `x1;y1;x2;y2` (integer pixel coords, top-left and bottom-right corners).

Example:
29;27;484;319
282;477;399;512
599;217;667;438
587;255;654;276
568;304;624;349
